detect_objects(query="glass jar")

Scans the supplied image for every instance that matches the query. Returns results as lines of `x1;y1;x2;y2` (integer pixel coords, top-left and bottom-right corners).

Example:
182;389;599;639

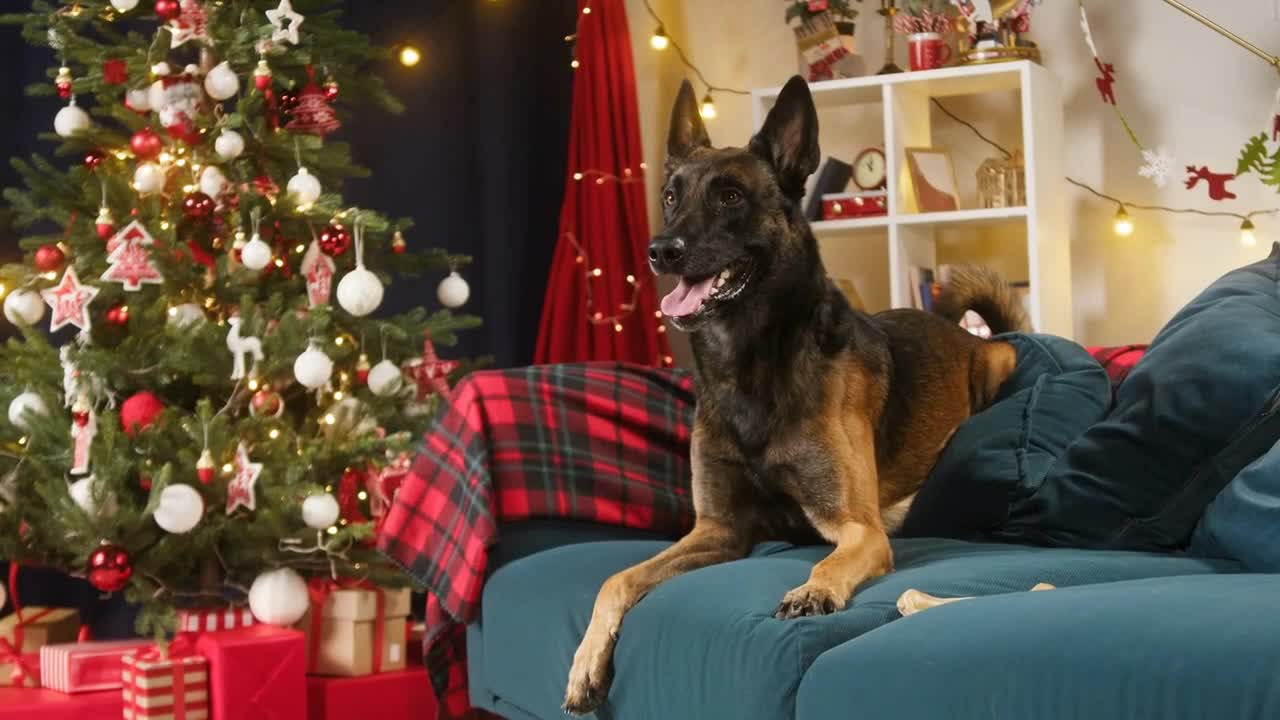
976;150;1025;209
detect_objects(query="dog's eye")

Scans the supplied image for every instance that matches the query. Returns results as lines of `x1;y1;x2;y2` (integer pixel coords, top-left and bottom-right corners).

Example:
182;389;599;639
663;190;677;208
719;188;743;206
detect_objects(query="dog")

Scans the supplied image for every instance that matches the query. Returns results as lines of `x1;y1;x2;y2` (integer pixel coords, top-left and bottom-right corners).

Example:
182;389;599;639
563;75;1028;715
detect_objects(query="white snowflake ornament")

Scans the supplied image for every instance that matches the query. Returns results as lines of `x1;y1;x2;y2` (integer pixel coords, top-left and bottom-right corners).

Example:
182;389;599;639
1138;147;1176;189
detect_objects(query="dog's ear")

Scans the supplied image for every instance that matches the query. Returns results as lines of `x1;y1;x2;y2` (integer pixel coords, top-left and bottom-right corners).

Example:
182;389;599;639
667;79;710;165
749;75;819;198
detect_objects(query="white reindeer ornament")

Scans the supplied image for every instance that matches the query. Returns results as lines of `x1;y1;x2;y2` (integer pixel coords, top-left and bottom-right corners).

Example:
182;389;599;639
226;317;264;380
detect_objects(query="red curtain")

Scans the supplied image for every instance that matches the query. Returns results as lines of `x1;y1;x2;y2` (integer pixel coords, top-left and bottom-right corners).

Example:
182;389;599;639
534;0;672;366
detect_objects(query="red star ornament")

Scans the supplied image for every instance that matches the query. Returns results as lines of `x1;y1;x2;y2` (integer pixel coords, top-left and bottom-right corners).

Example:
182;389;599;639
101;221;163;291
301;241;335;307
401;338;459;401
42;266;100;333
225;442;262;514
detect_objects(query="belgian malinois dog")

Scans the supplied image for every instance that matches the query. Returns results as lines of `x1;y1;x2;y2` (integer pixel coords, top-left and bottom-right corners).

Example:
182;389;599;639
564;75;1027;714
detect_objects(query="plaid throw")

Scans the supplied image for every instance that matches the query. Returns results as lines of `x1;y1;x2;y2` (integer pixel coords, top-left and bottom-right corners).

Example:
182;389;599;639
378;347;1143;718
378;363;696;718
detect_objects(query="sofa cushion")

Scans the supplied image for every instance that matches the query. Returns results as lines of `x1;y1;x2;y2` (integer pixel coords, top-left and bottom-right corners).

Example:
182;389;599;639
900;333;1112;540
472;536;1237;719
1009;243;1280;551
798;574;1280;720
1192;437;1280;571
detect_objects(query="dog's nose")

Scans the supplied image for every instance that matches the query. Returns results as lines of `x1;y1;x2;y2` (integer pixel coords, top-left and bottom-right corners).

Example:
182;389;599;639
648;236;686;268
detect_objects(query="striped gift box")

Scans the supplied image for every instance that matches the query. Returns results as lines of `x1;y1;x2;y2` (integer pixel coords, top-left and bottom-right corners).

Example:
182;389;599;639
40;639;151;693
175;607;255;634
121;650;210;720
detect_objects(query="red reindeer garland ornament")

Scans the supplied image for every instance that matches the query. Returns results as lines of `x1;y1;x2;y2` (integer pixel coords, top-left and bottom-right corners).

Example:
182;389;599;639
1184;166;1238;201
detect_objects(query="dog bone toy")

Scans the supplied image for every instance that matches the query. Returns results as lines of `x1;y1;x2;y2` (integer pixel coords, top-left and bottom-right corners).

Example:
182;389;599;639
896;582;1055;617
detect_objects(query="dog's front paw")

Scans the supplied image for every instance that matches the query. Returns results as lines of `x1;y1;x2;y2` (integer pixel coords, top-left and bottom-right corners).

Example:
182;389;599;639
775;582;846;619
563;633;614;716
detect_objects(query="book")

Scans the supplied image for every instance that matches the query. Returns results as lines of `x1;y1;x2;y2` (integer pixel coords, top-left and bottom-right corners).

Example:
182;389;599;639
804;157;853;222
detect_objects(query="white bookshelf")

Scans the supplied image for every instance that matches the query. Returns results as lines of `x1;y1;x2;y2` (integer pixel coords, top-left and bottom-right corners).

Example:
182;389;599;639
752;61;1072;338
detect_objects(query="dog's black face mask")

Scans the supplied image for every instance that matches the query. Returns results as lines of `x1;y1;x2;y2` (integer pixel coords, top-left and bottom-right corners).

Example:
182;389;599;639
652;76;820;332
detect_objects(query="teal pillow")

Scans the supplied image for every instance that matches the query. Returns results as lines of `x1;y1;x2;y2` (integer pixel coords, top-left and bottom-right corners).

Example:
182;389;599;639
899;333;1112;539
1009;243;1280;550
1191;435;1280;571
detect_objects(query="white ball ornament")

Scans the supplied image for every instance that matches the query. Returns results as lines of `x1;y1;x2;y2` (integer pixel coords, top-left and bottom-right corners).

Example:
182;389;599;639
293;344;334;389
110;0;140;11
125;87;151;112
286;167;321;208
214;130;245;161
437;271;470;308
240;233;272;271
69;476;118;518
8;392;47;430
367;359;402;397
198;166;228;198
4;290;46;326
154;484;204;534
337;267;383;317
54;100;90;137
203;61;240;101
133;162;165;195
167;302;205;329
301;494;340;530
248;567;309;626
146;79;167;115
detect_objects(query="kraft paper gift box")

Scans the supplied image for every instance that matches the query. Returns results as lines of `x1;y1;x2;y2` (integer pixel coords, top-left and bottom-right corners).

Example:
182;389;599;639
300;587;411;677
0;607;80;687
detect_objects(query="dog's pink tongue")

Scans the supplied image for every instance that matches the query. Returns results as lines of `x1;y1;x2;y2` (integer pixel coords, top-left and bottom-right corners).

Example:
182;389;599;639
661;276;716;317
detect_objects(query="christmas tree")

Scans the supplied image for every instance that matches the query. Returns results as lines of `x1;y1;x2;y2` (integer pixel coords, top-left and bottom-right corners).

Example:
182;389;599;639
0;0;479;635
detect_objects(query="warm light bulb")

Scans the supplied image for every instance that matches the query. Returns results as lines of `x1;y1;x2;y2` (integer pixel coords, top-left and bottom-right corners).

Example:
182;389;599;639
323;413;336;425
573;172;584;181
247;378;260;391
327;526;338;535
334;336;345;346
650;25;669;50
699;93;717;120
1112;206;1133;237
581;6;591;13
570;58;580;69
1240;218;1257;247
357;490;368;500
268;428;280;439
221;463;233;474
295;244;306;254
399;45;421;67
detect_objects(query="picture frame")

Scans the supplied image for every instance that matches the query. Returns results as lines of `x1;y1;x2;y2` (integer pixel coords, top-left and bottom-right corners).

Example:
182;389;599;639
904;147;961;213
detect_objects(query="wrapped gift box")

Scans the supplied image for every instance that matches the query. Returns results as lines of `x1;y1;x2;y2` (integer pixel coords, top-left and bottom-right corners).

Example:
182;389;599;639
121;649;209;720
301;587;410;677
0;653;38;688
194;624;306;720
0;607;79;653
0;687;121;720
306;668;436;720
175;607;254;634
821;191;888;220
40;639;152;693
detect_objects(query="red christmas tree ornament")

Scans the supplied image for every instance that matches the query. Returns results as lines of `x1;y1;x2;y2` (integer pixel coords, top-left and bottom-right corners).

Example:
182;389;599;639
130;127;163;160
105;303;130;327
102;59;128;85
34;243;66;273
317;223;350;256
120;390;165;437
154;0;180;21
55;66;73;99
84;151;105;169
285;68;340;137
196;448;215;485
182;192;216;221
87;542;133;592
253;58;272;91
95;207;116;240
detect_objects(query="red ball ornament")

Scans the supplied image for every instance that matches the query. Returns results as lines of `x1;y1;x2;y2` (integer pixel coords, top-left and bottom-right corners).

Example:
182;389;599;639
154;0;180;20
84;151;104;170
139;475;153;491
120;391;165;437
105;303;129;327
87;543;133;592
34;244;66;273
129;128;163;160
323;81;339;102
182;192;216;221
249;389;284;418
317;223;350;257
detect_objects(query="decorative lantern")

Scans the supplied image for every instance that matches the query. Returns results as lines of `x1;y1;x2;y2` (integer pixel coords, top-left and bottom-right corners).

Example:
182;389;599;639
976;149;1025;209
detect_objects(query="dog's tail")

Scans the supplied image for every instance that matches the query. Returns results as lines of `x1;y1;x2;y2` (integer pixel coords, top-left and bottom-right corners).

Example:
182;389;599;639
932;265;1029;335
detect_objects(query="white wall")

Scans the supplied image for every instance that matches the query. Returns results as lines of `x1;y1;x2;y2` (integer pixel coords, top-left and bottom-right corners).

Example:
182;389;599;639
625;0;1279;347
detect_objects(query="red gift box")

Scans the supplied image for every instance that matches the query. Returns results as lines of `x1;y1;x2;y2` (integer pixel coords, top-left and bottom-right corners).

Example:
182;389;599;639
121;648;209;720
40;639;152;693
0;687;121;720
306;668;435;720
194;624;307;720
821;191;888;220
175;607;255;634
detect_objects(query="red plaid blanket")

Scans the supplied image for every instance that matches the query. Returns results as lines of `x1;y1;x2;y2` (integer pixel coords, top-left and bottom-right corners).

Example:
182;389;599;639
378;362;696;718
377;348;1143;718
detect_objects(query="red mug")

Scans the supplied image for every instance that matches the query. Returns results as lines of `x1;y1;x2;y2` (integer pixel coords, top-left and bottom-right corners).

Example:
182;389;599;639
907;32;952;71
